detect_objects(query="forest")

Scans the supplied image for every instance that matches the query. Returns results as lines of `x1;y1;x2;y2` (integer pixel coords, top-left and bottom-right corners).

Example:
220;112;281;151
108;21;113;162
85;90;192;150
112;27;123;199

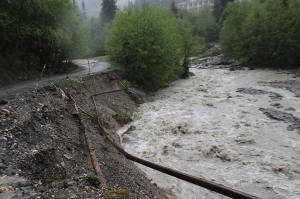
0;0;299;89
0;0;89;85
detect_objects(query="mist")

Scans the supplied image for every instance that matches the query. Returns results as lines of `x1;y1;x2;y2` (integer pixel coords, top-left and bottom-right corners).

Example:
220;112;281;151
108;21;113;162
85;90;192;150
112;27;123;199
76;0;130;18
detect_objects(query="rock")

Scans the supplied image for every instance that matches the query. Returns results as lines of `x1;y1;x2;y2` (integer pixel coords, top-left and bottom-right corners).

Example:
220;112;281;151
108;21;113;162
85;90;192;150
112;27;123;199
0;109;10;115
270;103;280;107
0;99;8;105
259;108;300;131
285;107;296;111
0;186;15;192
64;180;77;188
123;125;136;135
72;112;79;118
64;154;73;160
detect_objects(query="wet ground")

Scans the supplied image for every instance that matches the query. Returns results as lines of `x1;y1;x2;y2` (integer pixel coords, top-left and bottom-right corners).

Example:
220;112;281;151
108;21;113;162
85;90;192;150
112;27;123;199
0;66;173;199
117;66;300;199
0;59;109;99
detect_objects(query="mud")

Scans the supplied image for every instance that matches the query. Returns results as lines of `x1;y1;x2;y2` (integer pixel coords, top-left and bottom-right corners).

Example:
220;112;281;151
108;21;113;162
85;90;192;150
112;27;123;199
0;71;174;199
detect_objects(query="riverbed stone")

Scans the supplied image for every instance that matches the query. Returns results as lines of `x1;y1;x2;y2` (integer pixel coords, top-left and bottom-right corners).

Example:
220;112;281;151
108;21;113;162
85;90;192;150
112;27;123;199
285;107;296;111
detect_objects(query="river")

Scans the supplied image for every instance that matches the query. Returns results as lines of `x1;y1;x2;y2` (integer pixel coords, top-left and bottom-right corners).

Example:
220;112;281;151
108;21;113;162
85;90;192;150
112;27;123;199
117;68;300;199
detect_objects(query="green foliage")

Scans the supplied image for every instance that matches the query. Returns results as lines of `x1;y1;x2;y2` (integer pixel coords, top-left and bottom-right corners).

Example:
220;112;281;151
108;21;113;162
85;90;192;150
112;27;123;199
101;0;117;24
63;78;84;92
199;45;220;58
178;5;219;42
176;18;204;77
220;0;300;68
105;189;131;198
105;4;186;91
88;18;112;56
122;80;131;88
92;55;123;72
0;0;90;85
220;0;253;61
170;0;179;17
213;0;234;23
87;108;98;118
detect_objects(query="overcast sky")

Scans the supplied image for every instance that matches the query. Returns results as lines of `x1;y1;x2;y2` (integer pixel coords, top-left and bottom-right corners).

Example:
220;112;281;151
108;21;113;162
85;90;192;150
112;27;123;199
77;0;130;18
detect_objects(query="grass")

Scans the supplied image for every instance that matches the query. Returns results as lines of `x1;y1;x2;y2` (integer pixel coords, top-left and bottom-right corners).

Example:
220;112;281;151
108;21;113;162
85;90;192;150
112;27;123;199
87;108;98;118
105;189;131;199
132;112;142;120
63;78;84;92
91;55;124;72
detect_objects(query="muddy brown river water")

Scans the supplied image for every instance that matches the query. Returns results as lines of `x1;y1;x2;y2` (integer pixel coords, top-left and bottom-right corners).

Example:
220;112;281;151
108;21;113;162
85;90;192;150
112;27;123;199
118;68;300;199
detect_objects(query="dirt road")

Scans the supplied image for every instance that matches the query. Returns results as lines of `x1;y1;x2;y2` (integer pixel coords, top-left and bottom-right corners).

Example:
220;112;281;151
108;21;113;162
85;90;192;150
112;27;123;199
0;59;109;99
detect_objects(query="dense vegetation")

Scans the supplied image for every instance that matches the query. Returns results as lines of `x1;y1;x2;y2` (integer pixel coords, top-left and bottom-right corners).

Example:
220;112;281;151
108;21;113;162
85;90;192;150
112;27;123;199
0;0;89;84
105;4;202;91
220;0;300;68
1;0;298;89
178;4;219;43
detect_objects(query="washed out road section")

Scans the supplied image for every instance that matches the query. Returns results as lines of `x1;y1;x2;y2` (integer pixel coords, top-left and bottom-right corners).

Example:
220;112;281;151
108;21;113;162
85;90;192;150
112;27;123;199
0;59;109;99
118;68;300;199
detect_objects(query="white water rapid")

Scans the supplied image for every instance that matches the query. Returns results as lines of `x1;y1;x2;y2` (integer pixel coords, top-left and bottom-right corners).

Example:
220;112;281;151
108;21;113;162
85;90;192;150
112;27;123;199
117;68;300;199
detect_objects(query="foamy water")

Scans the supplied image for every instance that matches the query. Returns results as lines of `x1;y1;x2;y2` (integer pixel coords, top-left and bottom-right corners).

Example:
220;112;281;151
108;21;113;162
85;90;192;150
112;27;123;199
117;68;300;199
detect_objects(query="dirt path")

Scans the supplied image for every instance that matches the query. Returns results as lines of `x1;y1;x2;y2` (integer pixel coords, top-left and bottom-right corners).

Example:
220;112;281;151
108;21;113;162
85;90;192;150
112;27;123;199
118;68;300;199
0;59;109;99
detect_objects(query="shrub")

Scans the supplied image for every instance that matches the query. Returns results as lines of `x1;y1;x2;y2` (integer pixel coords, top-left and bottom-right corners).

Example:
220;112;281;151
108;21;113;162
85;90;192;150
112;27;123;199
105;4;184;91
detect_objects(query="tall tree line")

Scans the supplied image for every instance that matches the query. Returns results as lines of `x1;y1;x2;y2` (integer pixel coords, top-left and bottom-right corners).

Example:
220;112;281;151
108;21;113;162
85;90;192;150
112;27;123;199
85;0;117;57
220;0;300;68
0;0;89;84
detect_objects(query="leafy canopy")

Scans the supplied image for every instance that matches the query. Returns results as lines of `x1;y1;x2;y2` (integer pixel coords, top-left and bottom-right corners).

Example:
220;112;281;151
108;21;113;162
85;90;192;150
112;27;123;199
220;0;300;68
105;4;202;90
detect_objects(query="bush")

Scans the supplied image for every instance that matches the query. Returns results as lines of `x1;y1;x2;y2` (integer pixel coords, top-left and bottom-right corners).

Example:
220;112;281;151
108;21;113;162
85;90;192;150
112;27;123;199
105;4;184;91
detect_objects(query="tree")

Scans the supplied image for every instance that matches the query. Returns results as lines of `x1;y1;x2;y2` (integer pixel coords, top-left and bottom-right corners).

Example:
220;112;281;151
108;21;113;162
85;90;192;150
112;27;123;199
105;4;186;90
220;0;252;61
170;0;178;17
0;0;90;85
177;19;203;77
179;4;219;42
81;1;87;19
220;0;300;68
101;0;117;24
213;0;234;23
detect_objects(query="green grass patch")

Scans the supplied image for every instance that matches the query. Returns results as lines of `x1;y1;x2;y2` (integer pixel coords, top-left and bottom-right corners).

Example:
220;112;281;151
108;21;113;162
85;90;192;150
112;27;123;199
91;55;124;72
92;55;110;62
87;108;98;118
105;189;131;199
63;78;84;92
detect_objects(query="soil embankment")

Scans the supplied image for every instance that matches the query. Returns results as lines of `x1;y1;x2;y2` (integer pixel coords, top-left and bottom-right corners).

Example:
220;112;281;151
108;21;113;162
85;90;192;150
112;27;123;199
0;71;175;199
